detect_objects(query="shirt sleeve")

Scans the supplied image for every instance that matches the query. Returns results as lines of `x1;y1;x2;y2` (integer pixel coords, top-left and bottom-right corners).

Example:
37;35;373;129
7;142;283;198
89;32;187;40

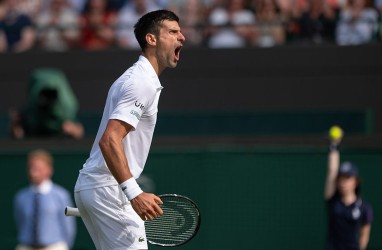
109;78;155;129
361;202;373;225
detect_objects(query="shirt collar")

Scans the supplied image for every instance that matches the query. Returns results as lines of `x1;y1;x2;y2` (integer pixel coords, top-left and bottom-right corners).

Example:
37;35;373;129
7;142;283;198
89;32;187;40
31;179;53;194
138;55;163;90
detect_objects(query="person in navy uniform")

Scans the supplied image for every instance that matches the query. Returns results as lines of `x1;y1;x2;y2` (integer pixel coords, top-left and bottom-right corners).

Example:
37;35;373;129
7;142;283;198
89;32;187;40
324;136;373;250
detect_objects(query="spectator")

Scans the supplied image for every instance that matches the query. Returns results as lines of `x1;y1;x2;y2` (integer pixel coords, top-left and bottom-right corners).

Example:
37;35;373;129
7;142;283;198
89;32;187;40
375;0;382;12
254;0;286;47
116;0;161;49
15;0;44;22
14;149;76;250
10;68;84;139
274;0;306;42
298;0;337;44
108;0;129;11
35;0;80;51
68;0;87;13
206;0;257;48
336;0;379;45
375;0;382;41
168;0;207;47
79;0;117;50
0;0;35;52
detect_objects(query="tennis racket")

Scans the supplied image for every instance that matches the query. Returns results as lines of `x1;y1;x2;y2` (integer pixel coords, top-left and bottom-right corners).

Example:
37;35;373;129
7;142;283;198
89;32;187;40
65;194;201;247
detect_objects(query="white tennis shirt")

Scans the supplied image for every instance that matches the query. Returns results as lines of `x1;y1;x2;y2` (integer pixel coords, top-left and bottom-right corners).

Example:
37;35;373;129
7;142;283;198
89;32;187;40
75;55;162;191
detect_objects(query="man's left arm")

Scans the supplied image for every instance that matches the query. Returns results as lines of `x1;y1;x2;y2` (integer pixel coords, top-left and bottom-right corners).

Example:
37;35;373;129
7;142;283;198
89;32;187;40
359;224;371;250
360;204;373;250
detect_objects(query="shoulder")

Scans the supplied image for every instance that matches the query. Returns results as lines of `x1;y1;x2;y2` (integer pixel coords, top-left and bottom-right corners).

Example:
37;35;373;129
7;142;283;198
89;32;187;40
360;200;373;213
363;8;378;20
51;184;71;198
14;187;30;204
117;5;135;21
18;14;33;25
15;187;29;198
120;63;157;95
105;11;117;21
359;199;373;223
62;8;79;20
326;192;340;204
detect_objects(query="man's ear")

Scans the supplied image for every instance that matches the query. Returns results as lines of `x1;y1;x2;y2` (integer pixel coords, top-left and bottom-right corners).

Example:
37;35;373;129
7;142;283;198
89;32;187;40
146;33;157;46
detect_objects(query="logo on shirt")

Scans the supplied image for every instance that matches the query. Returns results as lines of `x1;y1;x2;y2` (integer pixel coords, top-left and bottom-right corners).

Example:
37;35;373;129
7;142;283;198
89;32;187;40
352;207;361;219
138;237;145;242
135;101;145;111
130;110;141;120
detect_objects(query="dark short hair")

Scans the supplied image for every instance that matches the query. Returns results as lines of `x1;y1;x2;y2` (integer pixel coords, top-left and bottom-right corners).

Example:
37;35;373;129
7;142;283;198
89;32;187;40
134;9;180;51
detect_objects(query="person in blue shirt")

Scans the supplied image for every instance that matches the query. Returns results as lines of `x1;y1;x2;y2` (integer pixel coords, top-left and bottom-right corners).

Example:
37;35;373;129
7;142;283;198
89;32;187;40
324;135;373;250
14;149;76;250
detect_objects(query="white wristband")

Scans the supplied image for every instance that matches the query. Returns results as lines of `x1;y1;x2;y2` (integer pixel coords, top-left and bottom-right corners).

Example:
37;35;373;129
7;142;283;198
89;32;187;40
119;178;143;201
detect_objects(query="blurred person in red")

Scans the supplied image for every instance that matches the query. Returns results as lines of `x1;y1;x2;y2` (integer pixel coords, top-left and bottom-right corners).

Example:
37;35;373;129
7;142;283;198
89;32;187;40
35;0;80;51
79;0;117;50
0;0;35;52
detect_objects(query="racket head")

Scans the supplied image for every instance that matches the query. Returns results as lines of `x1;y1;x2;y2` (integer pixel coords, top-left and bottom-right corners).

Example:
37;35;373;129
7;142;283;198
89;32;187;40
145;194;201;247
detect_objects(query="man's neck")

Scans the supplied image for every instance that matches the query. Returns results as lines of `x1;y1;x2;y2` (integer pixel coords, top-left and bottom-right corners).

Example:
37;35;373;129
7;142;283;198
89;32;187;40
341;192;357;205
32;179;53;194
142;52;164;76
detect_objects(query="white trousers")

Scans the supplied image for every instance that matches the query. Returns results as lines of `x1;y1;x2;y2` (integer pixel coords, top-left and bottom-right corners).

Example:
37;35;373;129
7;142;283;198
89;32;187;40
75;185;147;250
15;242;68;250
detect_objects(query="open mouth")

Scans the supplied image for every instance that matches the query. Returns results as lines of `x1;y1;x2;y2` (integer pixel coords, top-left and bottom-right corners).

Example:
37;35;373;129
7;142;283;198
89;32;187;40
174;45;182;61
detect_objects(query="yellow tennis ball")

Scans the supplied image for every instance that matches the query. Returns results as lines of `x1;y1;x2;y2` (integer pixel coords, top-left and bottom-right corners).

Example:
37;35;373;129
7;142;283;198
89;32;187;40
329;126;343;140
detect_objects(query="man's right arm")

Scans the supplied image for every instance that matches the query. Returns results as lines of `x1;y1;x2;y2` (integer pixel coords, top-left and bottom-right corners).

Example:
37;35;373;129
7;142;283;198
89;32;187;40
99;119;163;220
324;135;342;200
324;148;339;200
99;119;133;184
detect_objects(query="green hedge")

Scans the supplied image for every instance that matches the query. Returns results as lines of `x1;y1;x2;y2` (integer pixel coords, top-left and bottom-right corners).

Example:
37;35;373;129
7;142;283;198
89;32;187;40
1;146;381;250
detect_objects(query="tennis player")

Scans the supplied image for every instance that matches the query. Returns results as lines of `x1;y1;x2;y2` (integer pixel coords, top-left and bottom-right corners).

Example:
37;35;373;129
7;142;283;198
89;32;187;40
74;10;185;250
324;138;373;250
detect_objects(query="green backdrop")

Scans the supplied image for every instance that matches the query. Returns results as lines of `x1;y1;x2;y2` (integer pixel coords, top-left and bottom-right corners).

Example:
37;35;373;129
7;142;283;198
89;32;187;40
1;146;381;250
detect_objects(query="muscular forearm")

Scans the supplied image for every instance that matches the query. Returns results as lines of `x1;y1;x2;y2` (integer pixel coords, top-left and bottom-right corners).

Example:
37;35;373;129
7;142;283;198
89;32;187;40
99;134;132;184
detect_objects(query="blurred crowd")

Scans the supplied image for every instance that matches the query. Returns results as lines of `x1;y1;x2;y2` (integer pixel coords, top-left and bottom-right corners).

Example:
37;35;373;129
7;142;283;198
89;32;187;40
0;0;381;52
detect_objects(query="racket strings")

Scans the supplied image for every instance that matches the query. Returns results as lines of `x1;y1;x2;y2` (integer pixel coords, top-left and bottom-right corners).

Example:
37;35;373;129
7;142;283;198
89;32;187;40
145;197;199;246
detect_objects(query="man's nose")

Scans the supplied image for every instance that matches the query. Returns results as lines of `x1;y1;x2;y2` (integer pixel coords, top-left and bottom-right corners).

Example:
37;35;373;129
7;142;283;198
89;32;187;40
179;33;186;43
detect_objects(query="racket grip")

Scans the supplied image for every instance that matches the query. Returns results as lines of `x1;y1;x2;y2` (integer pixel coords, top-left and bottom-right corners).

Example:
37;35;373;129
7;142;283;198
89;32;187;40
65;206;81;217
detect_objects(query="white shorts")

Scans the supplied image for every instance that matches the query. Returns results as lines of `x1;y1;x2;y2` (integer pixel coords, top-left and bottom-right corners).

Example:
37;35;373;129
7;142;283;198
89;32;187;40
74;185;147;250
16;242;68;250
